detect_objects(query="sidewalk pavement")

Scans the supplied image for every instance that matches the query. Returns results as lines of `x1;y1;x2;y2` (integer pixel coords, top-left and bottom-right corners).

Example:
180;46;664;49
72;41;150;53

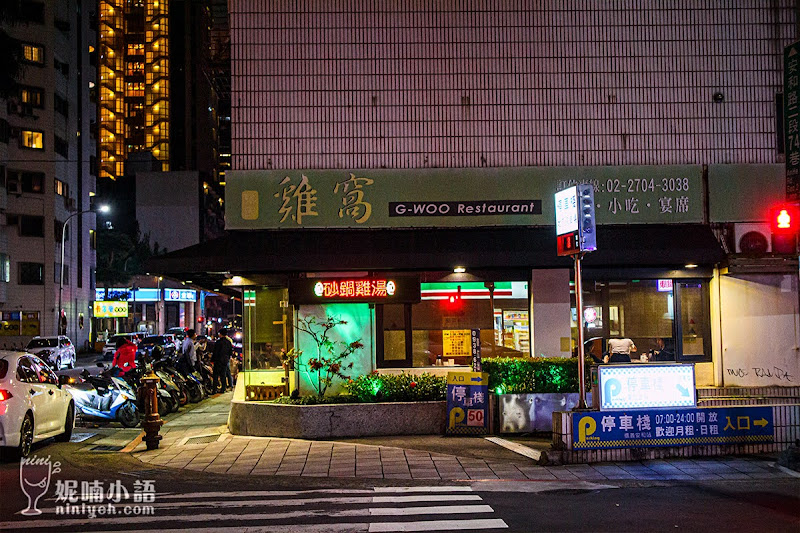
125;392;797;483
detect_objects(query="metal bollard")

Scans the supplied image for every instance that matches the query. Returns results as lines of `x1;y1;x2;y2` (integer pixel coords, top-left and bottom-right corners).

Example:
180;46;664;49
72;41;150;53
140;371;164;450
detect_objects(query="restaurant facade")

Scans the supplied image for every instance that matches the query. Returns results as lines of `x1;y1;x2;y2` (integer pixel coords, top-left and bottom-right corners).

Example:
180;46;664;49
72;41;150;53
150;1;799;397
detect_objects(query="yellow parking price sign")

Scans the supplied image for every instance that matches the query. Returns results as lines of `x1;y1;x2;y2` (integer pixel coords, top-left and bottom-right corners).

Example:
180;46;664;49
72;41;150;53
446;372;489;435
443;329;471;358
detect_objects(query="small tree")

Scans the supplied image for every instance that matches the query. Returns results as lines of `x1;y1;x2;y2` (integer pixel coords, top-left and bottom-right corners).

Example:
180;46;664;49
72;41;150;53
294;315;363;397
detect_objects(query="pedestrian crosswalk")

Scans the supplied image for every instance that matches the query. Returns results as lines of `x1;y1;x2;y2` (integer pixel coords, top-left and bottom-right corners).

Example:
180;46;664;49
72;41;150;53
0;486;508;532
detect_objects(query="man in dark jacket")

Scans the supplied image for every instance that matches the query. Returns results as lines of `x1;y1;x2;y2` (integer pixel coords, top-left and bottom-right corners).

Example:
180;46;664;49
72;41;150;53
112;337;137;376
211;329;233;393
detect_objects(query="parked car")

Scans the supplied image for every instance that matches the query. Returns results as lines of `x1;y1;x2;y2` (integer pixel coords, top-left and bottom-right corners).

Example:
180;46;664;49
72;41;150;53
136;336;177;360
101;333;141;361
0;351;74;459
167;327;187;343
25;336;76;370
163;333;181;353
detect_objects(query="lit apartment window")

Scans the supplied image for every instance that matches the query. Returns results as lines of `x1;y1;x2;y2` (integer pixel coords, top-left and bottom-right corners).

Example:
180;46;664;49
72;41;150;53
22;44;44;65
20;130;44;150
55;178;69;197
127;43;144;56
20;86;45;108
125;82;145;97
126;62;144;76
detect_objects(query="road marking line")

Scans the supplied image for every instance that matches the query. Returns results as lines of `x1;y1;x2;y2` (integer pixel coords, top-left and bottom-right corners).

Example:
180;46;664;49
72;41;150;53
90;526;368;533
372;486;472;493
372;495;482;504
38;494;483;513
369;504;494;516
484;436;542;462
156;489;375;499
369;518;508;532
3;504;497;529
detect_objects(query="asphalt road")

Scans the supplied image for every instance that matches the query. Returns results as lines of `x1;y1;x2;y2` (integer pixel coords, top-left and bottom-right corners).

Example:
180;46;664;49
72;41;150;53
0;438;798;533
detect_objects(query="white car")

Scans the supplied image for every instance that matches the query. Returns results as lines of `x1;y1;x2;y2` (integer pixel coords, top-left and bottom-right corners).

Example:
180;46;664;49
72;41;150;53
0;351;74;459
101;333;140;361
24;336;77;370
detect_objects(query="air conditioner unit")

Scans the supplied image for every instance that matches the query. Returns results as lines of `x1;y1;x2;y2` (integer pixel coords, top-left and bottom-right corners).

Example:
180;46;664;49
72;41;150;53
734;222;771;253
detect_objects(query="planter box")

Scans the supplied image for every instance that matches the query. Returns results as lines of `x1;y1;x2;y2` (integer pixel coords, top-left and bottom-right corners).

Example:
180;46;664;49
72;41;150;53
498;393;590;433
229;399;447;439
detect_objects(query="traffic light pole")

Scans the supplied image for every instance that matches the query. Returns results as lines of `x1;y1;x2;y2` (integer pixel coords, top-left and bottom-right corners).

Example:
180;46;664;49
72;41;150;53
574;252;588;410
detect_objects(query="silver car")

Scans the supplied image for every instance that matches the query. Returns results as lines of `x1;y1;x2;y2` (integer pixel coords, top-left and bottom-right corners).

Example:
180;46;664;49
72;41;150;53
24;336;76;370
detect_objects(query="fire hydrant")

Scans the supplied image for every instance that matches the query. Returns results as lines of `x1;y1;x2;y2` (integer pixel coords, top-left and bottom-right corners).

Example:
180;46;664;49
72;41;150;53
140;370;164;450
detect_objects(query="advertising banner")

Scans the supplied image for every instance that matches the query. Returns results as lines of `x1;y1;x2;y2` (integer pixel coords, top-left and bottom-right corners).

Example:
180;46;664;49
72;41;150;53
446;372;488;435
227;166;703;229
573;406;774;449
598;364;696;410
93;301;129;318
289;276;420;304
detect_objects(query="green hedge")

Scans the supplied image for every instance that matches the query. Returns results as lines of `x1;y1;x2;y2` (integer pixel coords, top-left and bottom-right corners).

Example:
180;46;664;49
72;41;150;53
343;372;447;402
482;357;591;393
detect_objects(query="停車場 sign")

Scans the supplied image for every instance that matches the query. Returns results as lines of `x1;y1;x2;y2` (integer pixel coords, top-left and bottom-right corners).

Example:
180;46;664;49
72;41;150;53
573;406;774;449
598;364;696;410
446;372;488;435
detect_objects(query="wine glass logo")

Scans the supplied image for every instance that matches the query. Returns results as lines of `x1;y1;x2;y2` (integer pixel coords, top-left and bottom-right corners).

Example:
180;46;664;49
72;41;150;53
19;455;53;516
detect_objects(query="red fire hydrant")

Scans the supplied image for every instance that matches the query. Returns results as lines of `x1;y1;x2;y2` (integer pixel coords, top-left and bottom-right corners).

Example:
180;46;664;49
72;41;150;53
140;371;164;450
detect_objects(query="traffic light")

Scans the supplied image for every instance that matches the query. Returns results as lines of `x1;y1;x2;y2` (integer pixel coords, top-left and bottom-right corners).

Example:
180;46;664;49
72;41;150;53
770;204;800;254
443;285;464;313
577;184;596;252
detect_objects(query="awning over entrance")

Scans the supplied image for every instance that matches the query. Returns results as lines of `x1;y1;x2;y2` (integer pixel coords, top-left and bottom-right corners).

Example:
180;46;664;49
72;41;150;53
146;224;724;287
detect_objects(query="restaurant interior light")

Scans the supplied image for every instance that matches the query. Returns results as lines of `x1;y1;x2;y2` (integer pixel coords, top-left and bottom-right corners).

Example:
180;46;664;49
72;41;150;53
453;266;466;273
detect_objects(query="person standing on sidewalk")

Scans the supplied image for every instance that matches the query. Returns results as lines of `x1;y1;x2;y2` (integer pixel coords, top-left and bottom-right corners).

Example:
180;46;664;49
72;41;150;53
212;329;233;393
179;329;198;374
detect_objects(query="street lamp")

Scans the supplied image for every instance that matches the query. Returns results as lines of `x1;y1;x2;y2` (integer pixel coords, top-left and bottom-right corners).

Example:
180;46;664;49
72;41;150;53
57;204;110;335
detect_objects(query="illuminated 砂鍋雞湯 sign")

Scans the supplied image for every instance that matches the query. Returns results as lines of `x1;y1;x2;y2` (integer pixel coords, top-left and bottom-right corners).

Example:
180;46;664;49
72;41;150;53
288;277;421;304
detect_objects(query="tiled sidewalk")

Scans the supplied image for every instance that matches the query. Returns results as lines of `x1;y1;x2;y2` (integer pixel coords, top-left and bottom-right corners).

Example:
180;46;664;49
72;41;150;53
129;393;794;482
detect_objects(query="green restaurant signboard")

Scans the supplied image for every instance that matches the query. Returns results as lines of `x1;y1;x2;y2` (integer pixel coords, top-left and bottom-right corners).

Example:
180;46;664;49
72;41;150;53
226;166;703;230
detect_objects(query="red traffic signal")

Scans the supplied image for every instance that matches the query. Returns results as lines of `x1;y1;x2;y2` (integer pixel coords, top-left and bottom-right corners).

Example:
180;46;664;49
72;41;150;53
770;204;800;254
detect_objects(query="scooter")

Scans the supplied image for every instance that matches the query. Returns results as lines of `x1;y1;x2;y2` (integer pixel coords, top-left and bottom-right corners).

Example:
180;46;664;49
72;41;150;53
121;360;178;416
65;369;140;428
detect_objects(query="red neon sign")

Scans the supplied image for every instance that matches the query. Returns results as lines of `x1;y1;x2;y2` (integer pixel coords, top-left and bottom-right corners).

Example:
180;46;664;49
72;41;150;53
314;279;396;299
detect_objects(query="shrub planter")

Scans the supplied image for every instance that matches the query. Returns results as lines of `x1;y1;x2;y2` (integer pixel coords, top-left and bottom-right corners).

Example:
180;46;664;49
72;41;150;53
229;399;447;438
497;393;590;433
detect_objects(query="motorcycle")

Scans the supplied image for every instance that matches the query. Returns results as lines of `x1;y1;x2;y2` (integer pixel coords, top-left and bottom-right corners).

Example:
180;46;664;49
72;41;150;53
65;369;140;428
120;360;178;416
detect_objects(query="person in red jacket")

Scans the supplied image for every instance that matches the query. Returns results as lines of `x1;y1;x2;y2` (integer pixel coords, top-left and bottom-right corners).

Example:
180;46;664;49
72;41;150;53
112;337;137;376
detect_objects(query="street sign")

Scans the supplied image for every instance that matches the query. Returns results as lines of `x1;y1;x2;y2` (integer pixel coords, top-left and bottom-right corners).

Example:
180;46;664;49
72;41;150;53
555;184;597;256
598;364;696;410
446;372;488;435
471;329;482;372
785;41;800;201
573;406;774;449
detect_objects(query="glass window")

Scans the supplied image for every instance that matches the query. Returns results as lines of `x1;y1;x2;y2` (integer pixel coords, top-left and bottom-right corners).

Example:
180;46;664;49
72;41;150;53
55;178;69;197
0;359;7;379
22;44;44;65
20;215;44;237
21;130;44;149
20;86;45;108
16;357;38;383
243;287;290;371
33;358;58;384
21;172;44;193
19;262;44;285
54;263;69;284
577;277;710;363
0;253;9;282
378;280;529;368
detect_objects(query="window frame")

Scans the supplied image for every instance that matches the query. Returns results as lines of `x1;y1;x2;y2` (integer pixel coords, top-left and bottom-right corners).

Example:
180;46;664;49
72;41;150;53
20;129;44;150
21;43;45;65
19;262;45;285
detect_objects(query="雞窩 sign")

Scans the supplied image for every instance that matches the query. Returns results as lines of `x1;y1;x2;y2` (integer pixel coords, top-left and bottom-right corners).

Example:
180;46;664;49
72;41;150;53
598;364;696;410
573;406;774;449
446;372;488;435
